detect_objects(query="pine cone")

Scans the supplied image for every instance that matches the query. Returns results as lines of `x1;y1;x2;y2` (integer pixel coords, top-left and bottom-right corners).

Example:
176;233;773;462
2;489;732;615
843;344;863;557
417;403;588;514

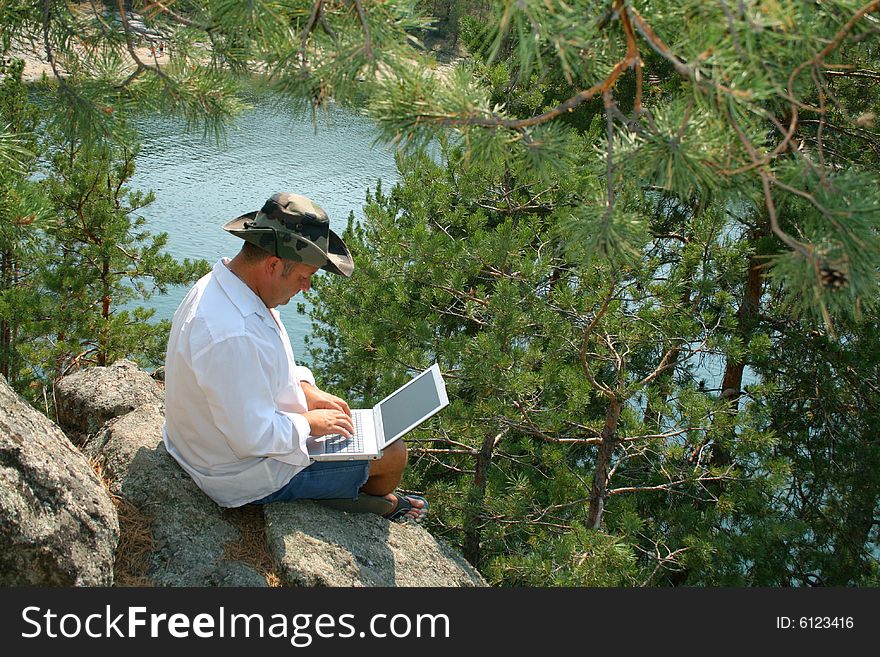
820;265;848;290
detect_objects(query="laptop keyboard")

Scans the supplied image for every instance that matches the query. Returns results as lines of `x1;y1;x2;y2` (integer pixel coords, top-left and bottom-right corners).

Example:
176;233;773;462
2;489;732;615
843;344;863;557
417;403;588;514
323;412;364;454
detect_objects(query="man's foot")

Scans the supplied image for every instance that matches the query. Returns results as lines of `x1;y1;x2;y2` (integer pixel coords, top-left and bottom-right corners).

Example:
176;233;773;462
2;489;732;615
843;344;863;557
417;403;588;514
383;493;428;523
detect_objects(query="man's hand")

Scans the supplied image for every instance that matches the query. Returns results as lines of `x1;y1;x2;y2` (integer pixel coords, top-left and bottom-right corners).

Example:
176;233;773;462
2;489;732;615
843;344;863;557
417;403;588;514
303;409;355;438
301;381;351;416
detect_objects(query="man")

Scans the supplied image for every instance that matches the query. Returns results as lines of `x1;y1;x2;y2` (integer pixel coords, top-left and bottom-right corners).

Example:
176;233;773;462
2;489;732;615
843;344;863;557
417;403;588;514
163;192;426;521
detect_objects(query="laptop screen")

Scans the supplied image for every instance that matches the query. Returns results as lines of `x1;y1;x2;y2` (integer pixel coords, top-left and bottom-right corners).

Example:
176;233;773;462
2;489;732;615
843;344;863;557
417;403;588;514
378;366;445;446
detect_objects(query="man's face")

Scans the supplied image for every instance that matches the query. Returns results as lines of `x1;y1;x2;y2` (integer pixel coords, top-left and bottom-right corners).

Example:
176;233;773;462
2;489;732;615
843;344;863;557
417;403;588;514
266;259;319;307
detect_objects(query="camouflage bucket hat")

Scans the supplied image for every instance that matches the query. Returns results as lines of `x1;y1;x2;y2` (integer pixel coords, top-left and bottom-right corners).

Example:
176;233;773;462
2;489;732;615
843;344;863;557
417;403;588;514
223;192;353;277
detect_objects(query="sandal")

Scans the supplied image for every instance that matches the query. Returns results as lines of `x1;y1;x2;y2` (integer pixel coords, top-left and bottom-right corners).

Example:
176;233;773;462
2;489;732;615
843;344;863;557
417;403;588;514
383;493;429;523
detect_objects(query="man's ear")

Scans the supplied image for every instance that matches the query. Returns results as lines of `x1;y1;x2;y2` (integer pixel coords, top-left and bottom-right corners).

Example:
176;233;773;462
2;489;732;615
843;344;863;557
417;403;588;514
265;256;281;276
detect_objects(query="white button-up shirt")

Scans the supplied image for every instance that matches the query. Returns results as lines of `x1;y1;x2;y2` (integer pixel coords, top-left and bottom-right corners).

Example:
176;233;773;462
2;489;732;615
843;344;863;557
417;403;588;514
163;258;314;507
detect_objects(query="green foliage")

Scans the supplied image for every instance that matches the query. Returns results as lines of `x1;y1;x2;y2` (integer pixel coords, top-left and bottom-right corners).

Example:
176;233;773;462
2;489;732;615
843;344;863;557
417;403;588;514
0;60;208;405
489;528;640;587
557;202;651;270
2;0;878;586
766;165;880;326
34;124;210;384
304;142;791;585
0;57;49;391
747;316;880;585
615;98;734;200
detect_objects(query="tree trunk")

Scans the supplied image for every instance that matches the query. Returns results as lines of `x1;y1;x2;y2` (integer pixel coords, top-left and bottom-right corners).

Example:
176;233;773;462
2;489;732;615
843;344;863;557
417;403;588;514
720;253;764;406
462;430;496;567
587;397;622;529
0;249;10;380
98;257;111;367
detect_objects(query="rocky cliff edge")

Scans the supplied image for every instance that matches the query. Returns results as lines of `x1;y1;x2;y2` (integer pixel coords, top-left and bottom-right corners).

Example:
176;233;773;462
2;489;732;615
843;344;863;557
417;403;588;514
0;360;485;587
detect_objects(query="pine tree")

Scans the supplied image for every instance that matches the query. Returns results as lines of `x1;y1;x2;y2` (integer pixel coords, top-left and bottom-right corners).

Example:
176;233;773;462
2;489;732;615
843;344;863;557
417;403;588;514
300;2;880;584
32;124;209;385
0;58;48;394
9;3;878;320
302;143;779;584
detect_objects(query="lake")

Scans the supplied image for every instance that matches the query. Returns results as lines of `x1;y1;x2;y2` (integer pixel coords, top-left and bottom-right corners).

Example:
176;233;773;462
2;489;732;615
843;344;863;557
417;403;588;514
129;101;400;365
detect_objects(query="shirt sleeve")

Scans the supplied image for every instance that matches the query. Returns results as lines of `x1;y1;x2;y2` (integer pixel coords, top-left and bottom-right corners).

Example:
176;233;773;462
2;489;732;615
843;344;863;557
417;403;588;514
293;365;316;388
193;334;312;467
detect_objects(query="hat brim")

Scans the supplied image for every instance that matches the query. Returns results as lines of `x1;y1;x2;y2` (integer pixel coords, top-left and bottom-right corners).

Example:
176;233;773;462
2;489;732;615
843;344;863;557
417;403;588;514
223;212;354;277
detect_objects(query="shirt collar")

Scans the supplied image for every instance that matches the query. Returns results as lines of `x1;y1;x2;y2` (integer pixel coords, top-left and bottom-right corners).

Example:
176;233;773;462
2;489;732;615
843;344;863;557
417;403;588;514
213;258;277;328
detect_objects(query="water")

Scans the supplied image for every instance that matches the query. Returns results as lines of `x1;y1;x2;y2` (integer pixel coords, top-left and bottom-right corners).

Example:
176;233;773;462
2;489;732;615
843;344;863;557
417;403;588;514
129;102;400;365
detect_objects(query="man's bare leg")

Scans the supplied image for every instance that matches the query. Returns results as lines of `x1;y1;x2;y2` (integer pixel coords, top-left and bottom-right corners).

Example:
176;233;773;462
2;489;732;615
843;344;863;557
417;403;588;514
360;440;426;520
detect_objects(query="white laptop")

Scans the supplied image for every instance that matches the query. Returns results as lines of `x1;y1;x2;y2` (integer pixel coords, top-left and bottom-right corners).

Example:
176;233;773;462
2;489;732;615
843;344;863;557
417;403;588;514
307;363;449;462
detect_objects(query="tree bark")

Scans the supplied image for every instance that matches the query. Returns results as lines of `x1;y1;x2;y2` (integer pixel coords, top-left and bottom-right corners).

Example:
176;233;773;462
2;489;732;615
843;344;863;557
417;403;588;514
712;233;766;467
719;252;764;406
462;429;496;567
0;249;10;380
587;397;622;529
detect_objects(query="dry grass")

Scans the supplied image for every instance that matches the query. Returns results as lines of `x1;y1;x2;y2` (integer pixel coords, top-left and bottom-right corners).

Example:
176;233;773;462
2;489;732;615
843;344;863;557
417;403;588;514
222;505;282;587
89;458;280;587
90;458;155;587
112;495;155;586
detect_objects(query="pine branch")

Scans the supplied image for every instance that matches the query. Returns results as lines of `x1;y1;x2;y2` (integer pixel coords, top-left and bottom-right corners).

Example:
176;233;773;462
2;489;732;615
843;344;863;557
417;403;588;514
728;0;880;176
639;546;690;587
114;0;174;91
717;0;744;59
619;427;708;443
41;0;68;86
416;5;640;131
604;89;615;220
626;5;750;100
410;447;476;456
579;282;617;399
349;0;373;62
505;405;604;445
720;97;813;258
300;0;326;65
87;0;117;38
824;69;880;82
140;1;210;29
407;434;479;453
608;472;732;499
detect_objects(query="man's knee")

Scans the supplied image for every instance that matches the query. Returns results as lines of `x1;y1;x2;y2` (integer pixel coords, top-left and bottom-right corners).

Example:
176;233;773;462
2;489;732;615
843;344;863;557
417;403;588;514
384;439;407;465
369;439;407;477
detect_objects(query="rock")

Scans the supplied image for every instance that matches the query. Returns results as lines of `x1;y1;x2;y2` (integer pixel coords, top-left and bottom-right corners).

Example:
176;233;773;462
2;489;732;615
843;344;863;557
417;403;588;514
55;359;164;440
82;402;266;587
0;375;118;586
265;501;486;587
57;361;485;588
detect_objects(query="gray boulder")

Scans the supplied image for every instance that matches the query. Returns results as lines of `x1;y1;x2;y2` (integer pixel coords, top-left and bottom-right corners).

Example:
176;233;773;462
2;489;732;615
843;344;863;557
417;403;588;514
55;359;164;440
0;375;118;585
81;402;266;587
265;501;486;587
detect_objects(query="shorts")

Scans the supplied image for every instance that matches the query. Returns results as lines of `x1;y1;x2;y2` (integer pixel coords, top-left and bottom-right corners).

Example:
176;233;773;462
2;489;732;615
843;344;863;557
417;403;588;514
251;459;371;504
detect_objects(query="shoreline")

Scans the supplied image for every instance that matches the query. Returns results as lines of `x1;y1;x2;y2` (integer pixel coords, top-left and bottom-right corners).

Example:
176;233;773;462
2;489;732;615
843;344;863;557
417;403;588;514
3;36;464;86
3;41;170;84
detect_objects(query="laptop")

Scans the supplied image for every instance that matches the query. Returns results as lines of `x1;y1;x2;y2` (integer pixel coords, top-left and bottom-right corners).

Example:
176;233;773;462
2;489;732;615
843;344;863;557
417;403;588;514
307;363;449;461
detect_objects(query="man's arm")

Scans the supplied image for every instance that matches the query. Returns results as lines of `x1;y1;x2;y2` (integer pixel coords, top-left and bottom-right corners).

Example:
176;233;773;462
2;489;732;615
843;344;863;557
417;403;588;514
193;335;315;466
300;380;352;416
